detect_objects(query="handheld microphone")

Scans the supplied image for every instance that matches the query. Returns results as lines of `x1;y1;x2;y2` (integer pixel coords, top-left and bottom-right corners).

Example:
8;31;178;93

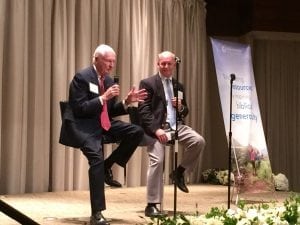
113;76;119;84
230;74;236;82
175;56;181;63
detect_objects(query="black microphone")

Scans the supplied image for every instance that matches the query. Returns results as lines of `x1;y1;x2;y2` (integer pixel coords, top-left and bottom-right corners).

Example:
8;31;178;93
175;56;181;63
113;76;119;84
230;74;236;82
173;81;178;90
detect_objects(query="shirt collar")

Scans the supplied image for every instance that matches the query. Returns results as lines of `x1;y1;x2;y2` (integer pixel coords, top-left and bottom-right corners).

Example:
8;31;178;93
93;65;105;80
159;72;172;82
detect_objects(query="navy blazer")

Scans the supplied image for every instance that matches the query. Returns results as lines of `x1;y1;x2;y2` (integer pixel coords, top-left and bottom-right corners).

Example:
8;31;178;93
138;74;188;137
59;66;127;148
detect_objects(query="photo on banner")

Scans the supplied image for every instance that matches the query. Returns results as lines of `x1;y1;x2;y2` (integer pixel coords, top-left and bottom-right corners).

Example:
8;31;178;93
211;38;274;193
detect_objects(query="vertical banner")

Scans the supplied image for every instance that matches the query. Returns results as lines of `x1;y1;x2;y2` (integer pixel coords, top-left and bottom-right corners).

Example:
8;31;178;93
211;38;274;193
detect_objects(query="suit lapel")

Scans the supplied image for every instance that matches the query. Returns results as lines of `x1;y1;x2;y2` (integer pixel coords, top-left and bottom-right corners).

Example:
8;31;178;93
171;78;179;95
154;74;167;107
90;67;99;86
90;67;112;95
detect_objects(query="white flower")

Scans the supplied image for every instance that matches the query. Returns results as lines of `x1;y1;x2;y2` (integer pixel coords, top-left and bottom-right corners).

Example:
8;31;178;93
235;208;246;219
271;217;289;225
205;217;223;225
276;205;287;217
246;208;258;220
236;218;251;225
226;208;236;217
149;194;300;225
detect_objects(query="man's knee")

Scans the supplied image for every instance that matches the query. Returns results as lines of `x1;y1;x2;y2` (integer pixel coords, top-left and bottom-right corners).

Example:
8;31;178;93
132;124;144;140
149;157;164;167
136;125;144;136
87;154;104;168
197;135;206;148
149;152;164;166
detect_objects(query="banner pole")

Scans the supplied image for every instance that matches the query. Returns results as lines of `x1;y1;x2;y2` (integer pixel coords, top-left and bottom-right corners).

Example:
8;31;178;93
227;74;235;209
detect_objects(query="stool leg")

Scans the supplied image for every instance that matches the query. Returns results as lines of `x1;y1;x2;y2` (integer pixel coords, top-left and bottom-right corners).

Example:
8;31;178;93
124;165;127;186
160;171;164;212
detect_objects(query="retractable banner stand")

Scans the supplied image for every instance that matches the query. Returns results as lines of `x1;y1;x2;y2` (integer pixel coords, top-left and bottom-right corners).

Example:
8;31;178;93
210;38;274;194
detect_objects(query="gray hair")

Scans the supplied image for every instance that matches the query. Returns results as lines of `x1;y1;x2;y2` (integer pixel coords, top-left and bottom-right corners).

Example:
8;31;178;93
93;44;116;63
158;51;175;60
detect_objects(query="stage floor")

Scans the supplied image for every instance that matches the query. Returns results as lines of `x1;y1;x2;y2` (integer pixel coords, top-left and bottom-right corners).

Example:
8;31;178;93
0;184;291;225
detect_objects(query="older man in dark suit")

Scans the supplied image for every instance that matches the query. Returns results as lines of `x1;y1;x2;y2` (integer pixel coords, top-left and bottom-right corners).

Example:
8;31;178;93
138;51;206;217
60;44;147;225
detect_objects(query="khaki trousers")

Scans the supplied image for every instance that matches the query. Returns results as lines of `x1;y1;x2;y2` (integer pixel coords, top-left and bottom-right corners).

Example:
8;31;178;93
146;124;206;203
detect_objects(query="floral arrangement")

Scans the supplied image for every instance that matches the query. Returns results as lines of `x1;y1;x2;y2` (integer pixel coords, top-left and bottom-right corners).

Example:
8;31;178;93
201;168;234;185
145;193;300;225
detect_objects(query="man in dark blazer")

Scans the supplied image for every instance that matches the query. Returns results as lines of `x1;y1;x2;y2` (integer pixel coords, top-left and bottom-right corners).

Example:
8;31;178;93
138;51;206;217
60;44;147;225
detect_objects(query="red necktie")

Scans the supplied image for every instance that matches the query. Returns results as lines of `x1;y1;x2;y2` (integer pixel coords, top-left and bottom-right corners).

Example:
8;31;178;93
99;76;111;131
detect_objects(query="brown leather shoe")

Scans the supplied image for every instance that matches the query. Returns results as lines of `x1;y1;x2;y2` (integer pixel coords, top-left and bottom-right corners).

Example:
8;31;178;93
104;168;122;187
90;211;110;225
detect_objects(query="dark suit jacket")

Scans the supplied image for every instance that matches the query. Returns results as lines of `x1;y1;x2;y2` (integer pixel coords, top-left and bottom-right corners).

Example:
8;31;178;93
59;66;127;148
138;73;188;137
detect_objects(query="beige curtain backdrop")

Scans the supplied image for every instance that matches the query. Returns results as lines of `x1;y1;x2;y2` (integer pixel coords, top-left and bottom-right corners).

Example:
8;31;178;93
0;0;207;194
1;0;300;196
250;32;300;192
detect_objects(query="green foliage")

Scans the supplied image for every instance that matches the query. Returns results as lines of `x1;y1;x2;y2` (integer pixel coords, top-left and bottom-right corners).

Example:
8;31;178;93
282;193;300;224
147;214;190;225
256;160;273;179
236;199;246;209
202;169;234;185
201;169;220;184
205;207;226;218
142;193;300;225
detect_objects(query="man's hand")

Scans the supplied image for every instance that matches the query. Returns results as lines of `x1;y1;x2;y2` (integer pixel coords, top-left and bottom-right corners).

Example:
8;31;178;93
102;84;120;101
171;97;183;110
155;129;168;144
124;86;147;105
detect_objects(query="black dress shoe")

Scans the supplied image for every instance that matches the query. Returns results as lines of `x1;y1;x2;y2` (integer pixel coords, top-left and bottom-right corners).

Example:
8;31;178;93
144;205;166;217
105;168;122;187
90;211;110;225
169;170;189;193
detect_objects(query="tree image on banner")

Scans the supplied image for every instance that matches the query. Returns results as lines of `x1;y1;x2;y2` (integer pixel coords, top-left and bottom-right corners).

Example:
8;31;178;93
211;38;274;194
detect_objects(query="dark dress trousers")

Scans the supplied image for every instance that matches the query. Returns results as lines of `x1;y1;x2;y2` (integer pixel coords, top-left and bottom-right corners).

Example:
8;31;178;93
59;66;143;214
